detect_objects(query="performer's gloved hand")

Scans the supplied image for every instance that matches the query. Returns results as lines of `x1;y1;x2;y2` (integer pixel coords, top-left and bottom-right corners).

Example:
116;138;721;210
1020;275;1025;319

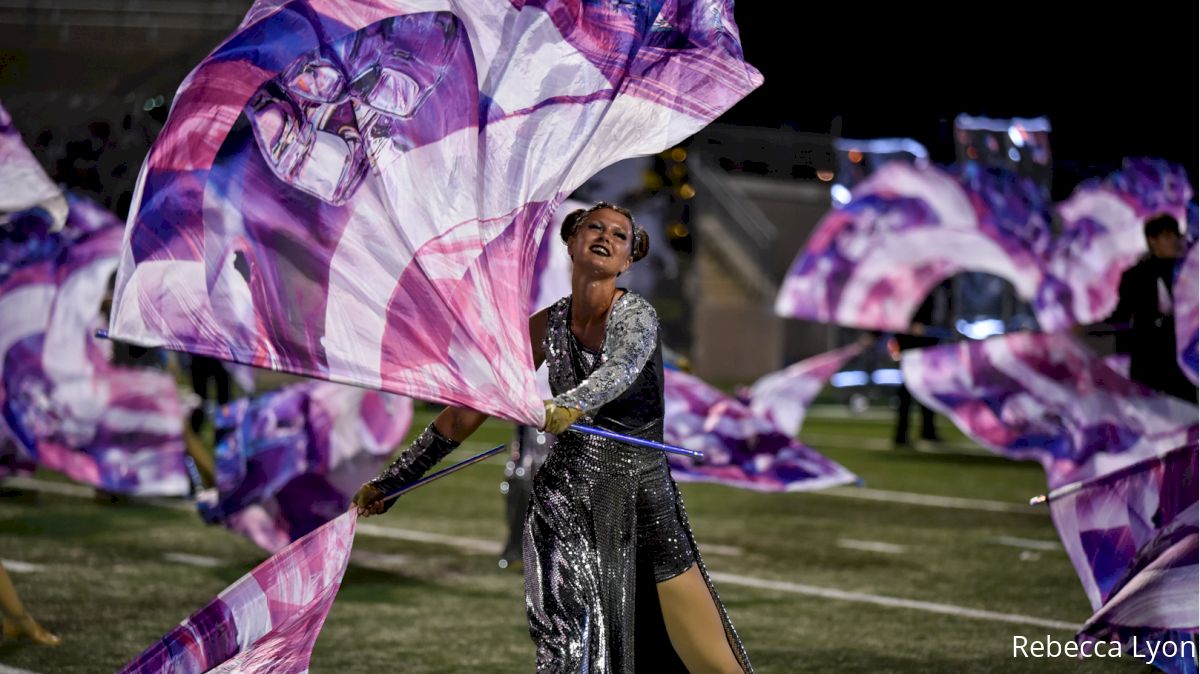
352;483;388;517
543;400;585;435
356;423;460;517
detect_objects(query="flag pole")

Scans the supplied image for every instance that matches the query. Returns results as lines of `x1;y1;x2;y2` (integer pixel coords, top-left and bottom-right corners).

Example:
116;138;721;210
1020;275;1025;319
569;423;703;459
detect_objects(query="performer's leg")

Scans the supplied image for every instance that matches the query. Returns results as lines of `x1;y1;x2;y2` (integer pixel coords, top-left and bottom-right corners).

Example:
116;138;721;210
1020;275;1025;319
0;566;58;646
894;383;913;446
189;362;209;434
919;402;939;441
213;362;231;406
182;424;216;488
656;565;743;674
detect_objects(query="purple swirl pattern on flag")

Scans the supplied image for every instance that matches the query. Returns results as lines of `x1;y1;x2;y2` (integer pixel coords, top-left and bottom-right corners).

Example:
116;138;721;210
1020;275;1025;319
900;332;1198;489
118;509;357;674
1049;442;1198;674
1175;245;1198;386
745;341;866;437
775;162;1051;332
777;159;1195;333
200;381;412;552
1;194;189;495
106;1;761;427
663;368;857;492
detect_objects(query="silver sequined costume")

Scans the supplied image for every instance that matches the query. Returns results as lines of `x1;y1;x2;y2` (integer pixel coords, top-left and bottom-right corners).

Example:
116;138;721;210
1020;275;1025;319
524;291;752;673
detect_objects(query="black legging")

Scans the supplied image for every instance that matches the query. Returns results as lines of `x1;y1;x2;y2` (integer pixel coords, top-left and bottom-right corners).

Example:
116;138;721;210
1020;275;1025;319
189;355;231;434
894;383;938;445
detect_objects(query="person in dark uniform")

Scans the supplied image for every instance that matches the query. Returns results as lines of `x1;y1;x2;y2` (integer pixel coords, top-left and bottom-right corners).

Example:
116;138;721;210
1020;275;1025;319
1107;214;1197;402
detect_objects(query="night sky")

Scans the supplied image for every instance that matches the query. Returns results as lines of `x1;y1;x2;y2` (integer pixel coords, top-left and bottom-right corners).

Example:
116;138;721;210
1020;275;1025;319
720;5;1197;183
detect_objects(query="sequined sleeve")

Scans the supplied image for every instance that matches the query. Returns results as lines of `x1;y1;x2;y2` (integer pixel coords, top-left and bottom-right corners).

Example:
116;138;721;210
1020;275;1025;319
552;294;658;414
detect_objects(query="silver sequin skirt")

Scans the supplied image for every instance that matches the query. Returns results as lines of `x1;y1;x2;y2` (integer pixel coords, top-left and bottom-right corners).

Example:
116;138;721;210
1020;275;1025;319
523;428;752;673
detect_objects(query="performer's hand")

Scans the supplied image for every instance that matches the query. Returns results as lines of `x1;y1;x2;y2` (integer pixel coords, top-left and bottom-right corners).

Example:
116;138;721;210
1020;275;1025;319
543;401;584;435
353;483;389;517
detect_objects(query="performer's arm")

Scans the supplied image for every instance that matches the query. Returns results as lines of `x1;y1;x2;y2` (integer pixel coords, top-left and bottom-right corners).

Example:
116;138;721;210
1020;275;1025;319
550;294;658;416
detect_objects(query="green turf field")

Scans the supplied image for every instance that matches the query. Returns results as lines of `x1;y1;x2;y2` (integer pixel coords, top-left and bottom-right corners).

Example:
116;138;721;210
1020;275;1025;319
0;408;1161;673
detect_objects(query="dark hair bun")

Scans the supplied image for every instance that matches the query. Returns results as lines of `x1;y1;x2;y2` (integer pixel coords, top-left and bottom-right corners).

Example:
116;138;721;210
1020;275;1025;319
632;228;650;262
560;209;587;244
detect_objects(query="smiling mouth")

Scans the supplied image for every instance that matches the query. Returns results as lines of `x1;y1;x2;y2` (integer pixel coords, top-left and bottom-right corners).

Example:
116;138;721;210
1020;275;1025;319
589;244;611;257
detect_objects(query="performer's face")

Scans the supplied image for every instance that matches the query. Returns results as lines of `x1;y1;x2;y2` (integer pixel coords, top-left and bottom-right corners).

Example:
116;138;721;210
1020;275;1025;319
1147;229;1183;259
569;208;634;277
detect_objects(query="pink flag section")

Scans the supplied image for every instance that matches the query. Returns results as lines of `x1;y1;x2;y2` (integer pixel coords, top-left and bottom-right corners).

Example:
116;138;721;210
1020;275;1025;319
106;1;761;427
745;341;867;437
119;510;357;674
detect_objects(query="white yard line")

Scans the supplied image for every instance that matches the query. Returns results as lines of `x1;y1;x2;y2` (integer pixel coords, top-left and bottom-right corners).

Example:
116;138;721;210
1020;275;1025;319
0;664;44;674
0;559;44;573
162;552;225;568
837;539;906;554
355;523;499;555
992;536;1062;552
817;485;1040;515
701;543;742;556
707;572;1079;631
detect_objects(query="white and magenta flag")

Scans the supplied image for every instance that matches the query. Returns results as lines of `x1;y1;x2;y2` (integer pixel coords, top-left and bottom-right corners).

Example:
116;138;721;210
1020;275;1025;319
107;0;762;427
2;102;188;494
119;510;357;674
900;332;1197;490
775;159;1195;333
663;367;857;492
112;1;760;670
1048;442;1197;674
200;382;412;552
744;341;867;437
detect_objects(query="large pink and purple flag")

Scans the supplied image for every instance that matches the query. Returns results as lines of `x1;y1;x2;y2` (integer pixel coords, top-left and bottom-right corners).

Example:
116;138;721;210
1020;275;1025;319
200;381;412;552
1048;441;1197;674
900;332;1198;489
775;161;1051;332
1;193;189;495
107;0;762;427
744;341;867;437
776;159;1195;333
663;368;857;492
1175;244;1198;386
119;509;357;674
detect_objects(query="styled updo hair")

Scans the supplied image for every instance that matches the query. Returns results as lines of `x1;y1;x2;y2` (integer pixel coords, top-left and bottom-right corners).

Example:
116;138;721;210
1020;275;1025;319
559;201;649;263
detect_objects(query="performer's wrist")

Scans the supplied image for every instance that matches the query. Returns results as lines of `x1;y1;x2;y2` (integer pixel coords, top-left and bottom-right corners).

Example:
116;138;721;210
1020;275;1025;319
370;422;461;495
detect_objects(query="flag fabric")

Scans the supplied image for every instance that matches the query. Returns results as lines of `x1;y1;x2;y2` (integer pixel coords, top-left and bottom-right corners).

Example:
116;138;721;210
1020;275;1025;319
107;0;762;427
900;332;1197;489
199;382;411;552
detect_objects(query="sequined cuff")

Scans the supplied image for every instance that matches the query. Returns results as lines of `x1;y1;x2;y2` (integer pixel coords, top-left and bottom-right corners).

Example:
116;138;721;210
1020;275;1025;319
369;423;460;495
